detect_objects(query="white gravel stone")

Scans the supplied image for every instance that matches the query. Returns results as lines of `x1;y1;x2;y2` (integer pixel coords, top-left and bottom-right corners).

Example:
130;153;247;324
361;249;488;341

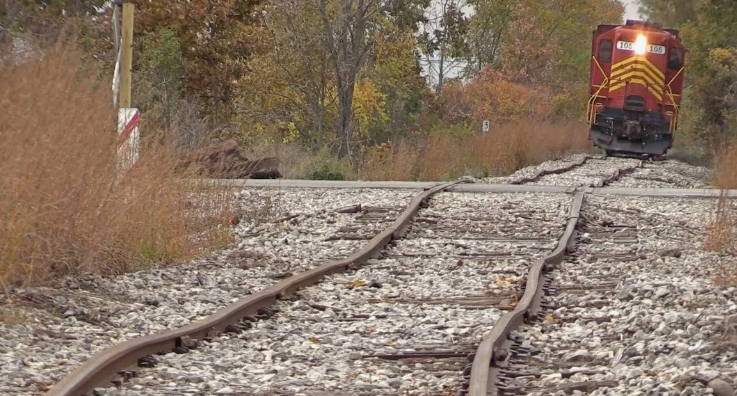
0;188;417;395
96;192;572;395
481;153;711;188
0;153;718;395
505;195;737;395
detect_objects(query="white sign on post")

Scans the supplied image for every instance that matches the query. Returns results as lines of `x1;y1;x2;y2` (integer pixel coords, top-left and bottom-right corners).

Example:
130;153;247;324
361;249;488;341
117;108;141;175
482;120;490;134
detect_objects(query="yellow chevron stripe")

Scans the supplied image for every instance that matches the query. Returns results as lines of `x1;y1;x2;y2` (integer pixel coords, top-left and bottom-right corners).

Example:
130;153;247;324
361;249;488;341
610;70;664;94
609;79;663;101
611;64;664;86
612;56;664;79
613;60;664;82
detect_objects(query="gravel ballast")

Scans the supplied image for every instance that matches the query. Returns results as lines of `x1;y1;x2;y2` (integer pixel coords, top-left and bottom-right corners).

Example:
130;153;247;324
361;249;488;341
0;152;723;396
502;195;737;395
98;192;572;395
482;155;710;188
0;188;417;395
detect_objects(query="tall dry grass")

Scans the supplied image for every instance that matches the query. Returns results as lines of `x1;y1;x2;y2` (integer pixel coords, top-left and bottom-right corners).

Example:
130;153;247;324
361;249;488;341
358;121;591;181
0;43;234;288
705;140;737;285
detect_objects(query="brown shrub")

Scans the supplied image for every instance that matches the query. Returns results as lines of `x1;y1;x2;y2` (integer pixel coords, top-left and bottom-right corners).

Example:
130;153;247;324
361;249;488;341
712;139;737;189
706;140;737;285
358;120;591;181
0;43;234;288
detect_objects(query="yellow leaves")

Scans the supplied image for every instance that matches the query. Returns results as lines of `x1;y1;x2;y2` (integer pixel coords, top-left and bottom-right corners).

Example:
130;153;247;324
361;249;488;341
352;80;389;138
545;315;556;323
493;277;516;286
283;122;301;144
348;279;366;289
708;48;737;73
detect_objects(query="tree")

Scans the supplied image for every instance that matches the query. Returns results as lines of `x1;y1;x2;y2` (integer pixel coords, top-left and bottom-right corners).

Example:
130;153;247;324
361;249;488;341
638;0;694;27
131;0;265;121
678;0;737;146
0;0;110;62
318;0;429;158
137;28;187;131
418;0;470;94
640;0;737;147
463;0;514;76
238;0;336;149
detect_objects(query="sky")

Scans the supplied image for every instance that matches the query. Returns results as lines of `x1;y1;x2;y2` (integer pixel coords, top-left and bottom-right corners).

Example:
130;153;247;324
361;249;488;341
622;0;643;20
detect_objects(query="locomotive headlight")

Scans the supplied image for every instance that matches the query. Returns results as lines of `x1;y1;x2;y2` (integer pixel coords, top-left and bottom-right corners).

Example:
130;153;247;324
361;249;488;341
634;34;647;55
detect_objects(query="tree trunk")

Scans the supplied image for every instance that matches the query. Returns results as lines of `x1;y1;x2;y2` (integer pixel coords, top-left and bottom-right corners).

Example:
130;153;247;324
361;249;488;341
337;83;355;158
436;42;445;95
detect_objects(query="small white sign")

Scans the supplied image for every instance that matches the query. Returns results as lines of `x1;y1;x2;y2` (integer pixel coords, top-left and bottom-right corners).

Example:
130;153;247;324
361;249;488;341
482;120;490;133
616;41;666;54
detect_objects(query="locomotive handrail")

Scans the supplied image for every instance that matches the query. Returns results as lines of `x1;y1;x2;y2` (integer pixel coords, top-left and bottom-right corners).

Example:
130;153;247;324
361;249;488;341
664;66;685;133
588;56;609;125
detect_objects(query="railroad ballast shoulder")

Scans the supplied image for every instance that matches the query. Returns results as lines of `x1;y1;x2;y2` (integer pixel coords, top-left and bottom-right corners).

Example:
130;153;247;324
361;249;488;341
588;19;686;157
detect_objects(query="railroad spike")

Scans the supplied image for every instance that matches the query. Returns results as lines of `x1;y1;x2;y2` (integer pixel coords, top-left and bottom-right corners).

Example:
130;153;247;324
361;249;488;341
225;324;244;334
172;346;190;354
180;336;199;349
257;307;275;316
137;355;158;368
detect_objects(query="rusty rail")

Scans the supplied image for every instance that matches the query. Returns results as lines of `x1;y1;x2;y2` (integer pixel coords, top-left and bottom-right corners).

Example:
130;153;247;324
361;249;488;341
510;155;593;184
466;191;584;396
45;180;466;396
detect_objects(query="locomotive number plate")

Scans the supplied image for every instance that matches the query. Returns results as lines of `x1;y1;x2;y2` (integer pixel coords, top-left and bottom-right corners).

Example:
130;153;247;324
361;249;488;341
617;41;635;51
616;41;666;54
647;44;666;54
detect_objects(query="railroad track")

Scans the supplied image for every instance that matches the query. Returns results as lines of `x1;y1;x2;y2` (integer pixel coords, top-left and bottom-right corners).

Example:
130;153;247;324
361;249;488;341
488;154;709;189
463;196;737;396
95;190;573;395
2;154;734;396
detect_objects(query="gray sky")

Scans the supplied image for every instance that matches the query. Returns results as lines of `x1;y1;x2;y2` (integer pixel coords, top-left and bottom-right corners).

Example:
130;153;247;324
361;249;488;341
622;0;643;20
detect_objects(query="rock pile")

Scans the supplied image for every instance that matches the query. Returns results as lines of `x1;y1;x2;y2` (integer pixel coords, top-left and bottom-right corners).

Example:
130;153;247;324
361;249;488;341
176;140;281;179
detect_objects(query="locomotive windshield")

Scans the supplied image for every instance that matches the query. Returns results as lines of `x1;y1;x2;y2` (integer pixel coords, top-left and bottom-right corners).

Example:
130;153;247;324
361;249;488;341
599;39;613;62
668;48;683;69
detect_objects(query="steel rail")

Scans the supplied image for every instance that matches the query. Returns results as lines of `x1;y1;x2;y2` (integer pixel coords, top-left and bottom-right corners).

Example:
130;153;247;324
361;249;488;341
45;180;467;396
466;191;585;396
191;179;737;199
509;155;593;184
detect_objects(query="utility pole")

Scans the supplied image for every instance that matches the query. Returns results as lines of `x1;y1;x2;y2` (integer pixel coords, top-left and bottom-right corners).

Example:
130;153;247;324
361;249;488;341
119;1;134;108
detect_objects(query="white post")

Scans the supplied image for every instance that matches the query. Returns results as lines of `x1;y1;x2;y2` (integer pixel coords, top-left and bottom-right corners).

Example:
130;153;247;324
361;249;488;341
482;120;490;135
112;4;121;108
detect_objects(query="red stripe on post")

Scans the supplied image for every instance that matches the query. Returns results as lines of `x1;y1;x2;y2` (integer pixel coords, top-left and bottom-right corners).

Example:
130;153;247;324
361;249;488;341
117;110;140;148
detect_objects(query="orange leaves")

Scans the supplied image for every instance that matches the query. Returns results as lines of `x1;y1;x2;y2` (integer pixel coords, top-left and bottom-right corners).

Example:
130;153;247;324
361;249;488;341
442;67;555;125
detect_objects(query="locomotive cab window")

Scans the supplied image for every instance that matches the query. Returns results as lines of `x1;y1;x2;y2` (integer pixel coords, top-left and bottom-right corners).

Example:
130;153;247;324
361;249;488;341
599;39;613;62
668;48;683;69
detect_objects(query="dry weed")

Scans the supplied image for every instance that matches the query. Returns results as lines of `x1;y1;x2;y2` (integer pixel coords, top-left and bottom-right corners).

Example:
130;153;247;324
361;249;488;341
358;121;591;181
0;42;234;288
705;140;737;286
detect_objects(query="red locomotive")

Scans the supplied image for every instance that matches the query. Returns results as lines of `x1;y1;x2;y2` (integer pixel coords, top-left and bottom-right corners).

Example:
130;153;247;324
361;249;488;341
588;20;686;157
